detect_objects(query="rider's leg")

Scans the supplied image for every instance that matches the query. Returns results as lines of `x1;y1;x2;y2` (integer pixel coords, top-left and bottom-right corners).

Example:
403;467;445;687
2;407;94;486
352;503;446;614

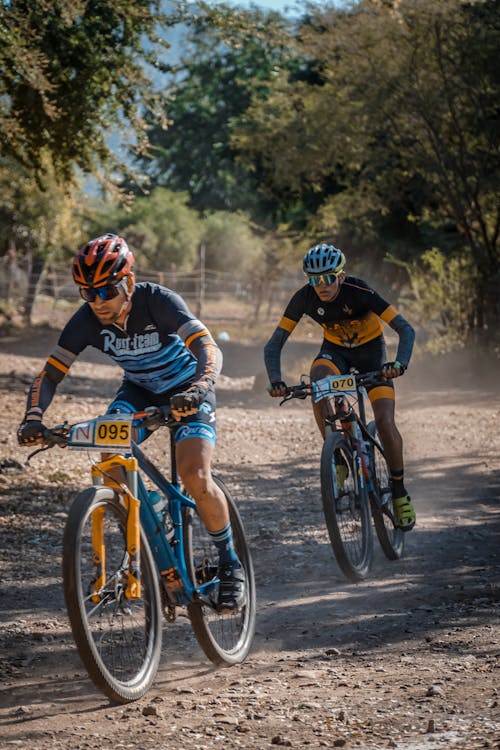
370;395;403;476
370;392;415;531
176;436;229;531
310;358;342;438
176;436;245;609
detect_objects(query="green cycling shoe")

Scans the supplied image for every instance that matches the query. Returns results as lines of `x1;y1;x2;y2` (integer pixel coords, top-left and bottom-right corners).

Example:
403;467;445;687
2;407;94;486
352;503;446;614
393;494;416;531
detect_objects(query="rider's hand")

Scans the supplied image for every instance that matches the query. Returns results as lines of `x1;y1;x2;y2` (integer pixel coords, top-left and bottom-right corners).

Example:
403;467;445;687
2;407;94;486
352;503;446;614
382;361;406;379
267;381;288;398
169;382;209;421
17;419;45;446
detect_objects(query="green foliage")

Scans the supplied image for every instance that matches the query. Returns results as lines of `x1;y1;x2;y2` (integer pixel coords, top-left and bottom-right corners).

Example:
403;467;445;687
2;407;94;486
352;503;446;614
394;247;476;353
232;0;500;337
200;212;264;273
0;156;84;260
87;187;202;270
0;0;177;183
135;7;296;216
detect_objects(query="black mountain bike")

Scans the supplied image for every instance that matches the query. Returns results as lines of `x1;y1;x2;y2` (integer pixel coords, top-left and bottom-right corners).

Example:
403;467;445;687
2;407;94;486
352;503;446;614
281;371;404;582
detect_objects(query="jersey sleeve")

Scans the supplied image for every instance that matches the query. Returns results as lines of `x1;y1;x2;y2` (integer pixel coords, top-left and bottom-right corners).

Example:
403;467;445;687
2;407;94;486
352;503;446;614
264;287;308;383
148;285;222;385
352;280;415;368
23;308;90;421
178;320;222;386
277;287;308;334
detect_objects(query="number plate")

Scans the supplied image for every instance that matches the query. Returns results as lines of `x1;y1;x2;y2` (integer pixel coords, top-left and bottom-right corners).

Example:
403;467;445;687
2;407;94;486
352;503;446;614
68;415;133;452
312;374;357;402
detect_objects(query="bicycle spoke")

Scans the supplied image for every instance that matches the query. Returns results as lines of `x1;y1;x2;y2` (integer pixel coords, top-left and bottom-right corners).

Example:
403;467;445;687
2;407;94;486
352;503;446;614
63;489;162;702
320;433;373;581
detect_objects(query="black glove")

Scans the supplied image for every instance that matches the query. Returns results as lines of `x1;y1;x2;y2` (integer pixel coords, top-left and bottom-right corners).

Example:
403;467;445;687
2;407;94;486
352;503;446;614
169;383;209;421
382;361;406;379
267;380;289;398
17;419;45;446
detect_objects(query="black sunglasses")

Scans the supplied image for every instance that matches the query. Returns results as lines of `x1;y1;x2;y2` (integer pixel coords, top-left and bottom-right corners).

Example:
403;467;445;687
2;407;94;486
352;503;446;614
79;283;122;303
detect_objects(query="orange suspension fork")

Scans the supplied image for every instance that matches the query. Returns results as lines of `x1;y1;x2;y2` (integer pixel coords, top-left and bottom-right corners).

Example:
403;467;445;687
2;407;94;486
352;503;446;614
91;454;142;600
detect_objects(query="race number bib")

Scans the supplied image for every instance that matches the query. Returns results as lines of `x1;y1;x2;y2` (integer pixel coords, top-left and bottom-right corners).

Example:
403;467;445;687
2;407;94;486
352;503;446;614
68;415;133;452
312;374;357;403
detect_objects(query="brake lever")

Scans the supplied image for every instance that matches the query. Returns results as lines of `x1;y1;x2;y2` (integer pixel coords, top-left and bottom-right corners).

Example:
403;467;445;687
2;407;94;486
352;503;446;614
27;445;50;462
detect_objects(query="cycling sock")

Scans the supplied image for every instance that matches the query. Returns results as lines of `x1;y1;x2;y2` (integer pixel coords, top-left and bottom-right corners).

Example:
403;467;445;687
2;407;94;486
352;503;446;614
209;523;240;565
390;468;406;498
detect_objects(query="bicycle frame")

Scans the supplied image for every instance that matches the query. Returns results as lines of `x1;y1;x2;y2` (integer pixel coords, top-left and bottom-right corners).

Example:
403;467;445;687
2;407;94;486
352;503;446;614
86;429;218;611
317;375;385;496
133;439;204;607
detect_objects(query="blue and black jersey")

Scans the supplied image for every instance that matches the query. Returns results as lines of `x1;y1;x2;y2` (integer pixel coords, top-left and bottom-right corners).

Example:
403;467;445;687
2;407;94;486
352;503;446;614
24;283;222;421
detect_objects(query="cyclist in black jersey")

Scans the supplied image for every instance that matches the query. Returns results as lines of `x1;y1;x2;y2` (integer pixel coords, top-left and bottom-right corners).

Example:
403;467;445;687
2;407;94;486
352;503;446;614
264;242;416;531
17;233;245;610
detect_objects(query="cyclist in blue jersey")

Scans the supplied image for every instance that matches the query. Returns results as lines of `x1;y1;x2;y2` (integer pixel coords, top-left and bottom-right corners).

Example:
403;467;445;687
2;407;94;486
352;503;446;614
264;243;416;532
18;233;245;611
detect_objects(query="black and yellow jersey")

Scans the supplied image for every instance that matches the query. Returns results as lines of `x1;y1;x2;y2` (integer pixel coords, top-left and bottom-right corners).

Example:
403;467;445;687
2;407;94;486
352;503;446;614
264;276;415;384
278;277;398;348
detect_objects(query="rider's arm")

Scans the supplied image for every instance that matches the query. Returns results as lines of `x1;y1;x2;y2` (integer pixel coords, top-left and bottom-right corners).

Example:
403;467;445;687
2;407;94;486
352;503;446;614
386;313;415;369
264;288;306;383
360;283;415;369
23;349;72;421
264;326;291;383
22;312;87;421
178;319;223;387
24;357;65;422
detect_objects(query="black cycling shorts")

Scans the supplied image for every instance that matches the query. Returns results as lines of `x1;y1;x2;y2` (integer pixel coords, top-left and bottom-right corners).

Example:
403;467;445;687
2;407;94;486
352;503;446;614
107;379;217;445
311;336;395;402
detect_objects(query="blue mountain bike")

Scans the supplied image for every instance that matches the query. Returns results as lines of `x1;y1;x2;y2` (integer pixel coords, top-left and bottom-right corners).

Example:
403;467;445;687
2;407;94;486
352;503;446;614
28;408;256;703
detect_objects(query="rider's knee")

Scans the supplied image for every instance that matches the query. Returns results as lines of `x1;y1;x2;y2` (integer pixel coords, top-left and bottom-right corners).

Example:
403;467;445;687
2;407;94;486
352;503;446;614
310;356;340;381
375;411;396;436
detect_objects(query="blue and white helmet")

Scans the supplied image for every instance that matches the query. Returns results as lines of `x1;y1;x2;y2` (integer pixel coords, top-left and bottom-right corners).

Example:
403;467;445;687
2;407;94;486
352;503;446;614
303;243;346;275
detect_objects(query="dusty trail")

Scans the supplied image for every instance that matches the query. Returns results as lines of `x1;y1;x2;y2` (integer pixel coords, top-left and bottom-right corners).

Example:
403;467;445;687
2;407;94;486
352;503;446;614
0;330;498;749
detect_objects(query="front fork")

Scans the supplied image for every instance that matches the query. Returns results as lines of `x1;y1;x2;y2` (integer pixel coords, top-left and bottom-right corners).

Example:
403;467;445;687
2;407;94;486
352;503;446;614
90;455;142;601
325;407;368;494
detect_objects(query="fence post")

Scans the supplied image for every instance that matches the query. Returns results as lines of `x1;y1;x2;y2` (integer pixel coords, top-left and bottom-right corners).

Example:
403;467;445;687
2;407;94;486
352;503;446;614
195;243;205;318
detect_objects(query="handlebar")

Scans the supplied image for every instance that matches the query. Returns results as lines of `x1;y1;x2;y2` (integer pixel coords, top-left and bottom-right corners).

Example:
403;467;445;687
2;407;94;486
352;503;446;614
26;407;175;461
278;369;391;406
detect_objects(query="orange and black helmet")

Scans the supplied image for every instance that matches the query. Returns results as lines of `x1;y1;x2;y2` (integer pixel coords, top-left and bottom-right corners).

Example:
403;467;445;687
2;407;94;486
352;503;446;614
72;234;134;288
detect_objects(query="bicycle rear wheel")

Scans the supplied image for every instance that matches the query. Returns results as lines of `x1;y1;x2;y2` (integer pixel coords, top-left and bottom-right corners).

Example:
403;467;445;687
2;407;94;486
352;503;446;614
63;487;162;703
320;431;373;582
183;476;256;665
367;421;405;560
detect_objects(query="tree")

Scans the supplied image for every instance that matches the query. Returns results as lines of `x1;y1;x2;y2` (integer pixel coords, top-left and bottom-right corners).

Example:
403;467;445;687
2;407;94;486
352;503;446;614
0;0;177;183
135;7;295;217
87;187;203;270
200;211;264;272
234;0;500;338
0;156;84;323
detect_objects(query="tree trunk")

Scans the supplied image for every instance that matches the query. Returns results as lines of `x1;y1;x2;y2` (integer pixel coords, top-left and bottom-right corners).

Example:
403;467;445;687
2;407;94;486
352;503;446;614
23;255;46;325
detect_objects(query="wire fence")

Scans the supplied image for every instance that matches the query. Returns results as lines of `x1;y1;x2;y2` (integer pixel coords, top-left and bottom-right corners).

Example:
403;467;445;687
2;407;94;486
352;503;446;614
0;256;304;326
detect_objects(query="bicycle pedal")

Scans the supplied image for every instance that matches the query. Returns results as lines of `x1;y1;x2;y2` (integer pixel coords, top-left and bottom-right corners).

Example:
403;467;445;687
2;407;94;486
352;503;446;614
162;603;177;622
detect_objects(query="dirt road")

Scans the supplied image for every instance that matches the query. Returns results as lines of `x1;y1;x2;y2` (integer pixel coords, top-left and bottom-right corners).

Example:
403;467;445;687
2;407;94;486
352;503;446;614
0;329;499;749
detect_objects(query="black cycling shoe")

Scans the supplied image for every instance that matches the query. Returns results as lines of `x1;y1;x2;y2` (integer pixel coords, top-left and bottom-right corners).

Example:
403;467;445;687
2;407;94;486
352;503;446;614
217;562;246;613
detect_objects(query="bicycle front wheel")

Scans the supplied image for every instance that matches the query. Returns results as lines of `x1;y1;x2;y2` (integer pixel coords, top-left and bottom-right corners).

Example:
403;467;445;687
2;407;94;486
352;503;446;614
183;476;256;665
367;421;405;560
63;487;163;703
320;431;373;582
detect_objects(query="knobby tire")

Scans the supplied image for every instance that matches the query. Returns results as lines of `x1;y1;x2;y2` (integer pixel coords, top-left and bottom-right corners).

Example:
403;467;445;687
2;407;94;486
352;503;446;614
63;487;162;703
320;431;373;582
367;421;405;560
183;476;256;665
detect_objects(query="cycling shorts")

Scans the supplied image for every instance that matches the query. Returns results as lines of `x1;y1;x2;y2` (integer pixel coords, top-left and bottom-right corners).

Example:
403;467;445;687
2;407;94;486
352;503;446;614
311;336;394;403
107;379;217;446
